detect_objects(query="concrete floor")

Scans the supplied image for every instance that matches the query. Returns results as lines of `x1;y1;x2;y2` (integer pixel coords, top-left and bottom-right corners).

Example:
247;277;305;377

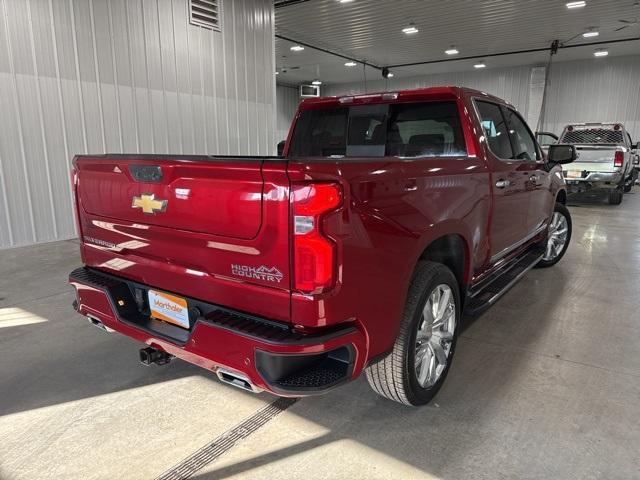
1;191;639;480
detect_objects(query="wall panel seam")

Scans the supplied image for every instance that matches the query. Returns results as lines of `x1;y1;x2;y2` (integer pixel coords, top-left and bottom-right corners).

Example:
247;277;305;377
1;0;37;242
48;0;76;236
26;0;59;238
88;0;107;153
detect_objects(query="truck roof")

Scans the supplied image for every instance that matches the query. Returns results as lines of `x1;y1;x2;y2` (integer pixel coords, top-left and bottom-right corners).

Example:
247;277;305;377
299;85;510;110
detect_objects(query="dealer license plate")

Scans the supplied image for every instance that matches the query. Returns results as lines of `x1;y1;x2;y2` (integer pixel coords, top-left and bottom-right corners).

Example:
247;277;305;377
148;289;189;329
565;170;582;179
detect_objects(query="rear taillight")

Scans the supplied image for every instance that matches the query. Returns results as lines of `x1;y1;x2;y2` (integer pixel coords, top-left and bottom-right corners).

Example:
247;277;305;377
614;151;624;167
292;183;342;294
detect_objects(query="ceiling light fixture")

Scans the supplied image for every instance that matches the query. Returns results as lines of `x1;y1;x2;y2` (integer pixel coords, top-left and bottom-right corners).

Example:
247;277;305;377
594;49;608;57
345;61;357;67
338;0;354;3
290;45;304;52
402;24;419;35
275;71;279;75
566;1;586;8
312;79;322;85
387;72;394;78
474;62;486;69
582;29;599;37
445;47;459;55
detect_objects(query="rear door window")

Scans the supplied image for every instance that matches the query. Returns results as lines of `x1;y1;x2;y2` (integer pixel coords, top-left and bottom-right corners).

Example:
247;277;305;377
387;101;466;157
475;101;513;160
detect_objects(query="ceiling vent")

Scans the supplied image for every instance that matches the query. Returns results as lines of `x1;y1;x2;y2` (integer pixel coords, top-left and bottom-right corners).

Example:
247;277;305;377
189;0;221;31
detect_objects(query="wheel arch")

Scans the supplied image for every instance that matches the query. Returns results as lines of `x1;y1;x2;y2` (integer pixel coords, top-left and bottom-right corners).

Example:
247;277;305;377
415;232;471;303
556;189;567;205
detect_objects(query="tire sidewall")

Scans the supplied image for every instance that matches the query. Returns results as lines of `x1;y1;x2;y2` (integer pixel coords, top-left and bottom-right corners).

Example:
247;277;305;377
404;267;461;405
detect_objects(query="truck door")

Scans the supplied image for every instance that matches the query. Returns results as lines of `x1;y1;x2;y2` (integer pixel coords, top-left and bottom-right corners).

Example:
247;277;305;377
475;100;531;264
502;107;552;236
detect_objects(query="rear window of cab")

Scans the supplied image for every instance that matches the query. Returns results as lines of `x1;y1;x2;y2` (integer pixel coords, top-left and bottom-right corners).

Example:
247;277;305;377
289;101;467;158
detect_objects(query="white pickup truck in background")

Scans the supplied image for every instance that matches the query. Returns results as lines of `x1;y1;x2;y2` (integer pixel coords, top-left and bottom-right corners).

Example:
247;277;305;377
558;123;638;205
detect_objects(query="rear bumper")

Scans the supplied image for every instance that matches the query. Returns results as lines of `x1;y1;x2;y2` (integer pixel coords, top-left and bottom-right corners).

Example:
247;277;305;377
564;170;623;192
69;267;368;396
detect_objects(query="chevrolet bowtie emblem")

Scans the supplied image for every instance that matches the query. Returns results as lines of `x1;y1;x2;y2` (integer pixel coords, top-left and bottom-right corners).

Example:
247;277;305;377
131;194;167;215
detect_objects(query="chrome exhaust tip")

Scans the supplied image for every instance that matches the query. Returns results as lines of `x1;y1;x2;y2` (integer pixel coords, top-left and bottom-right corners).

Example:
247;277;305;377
216;368;262;393
87;315;115;333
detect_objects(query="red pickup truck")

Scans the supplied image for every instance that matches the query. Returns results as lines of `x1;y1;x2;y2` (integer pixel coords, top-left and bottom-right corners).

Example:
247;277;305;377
69;87;577;406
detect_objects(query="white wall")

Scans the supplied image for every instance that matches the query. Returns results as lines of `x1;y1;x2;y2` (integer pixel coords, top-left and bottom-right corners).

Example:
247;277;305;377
324;65;533;119
541;55;640;139
321;54;640;139
276;84;299;142
0;0;276;249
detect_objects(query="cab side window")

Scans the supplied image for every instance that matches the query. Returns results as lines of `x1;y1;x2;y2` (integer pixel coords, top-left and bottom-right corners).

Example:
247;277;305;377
476;101;513;159
503;108;539;161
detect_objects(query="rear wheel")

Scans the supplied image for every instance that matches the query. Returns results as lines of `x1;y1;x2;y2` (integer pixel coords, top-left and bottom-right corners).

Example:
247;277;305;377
609;188;623;205
536;202;571;268
365;261;460;406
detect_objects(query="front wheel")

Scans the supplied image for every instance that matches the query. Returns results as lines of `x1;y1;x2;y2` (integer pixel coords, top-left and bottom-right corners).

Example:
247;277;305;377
536;202;572;268
365;261;460;406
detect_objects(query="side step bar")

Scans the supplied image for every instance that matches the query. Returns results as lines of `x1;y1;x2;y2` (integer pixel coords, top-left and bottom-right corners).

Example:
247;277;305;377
463;246;544;319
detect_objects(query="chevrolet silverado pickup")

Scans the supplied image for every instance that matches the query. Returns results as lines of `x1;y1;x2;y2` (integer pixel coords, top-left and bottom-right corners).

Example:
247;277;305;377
69;87;576;406
558;122;637;204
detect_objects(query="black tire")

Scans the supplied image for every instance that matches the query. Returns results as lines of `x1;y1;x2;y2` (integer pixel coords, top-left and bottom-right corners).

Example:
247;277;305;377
609;189;623;205
625;170;638;193
365;261;460;406
536;202;572;268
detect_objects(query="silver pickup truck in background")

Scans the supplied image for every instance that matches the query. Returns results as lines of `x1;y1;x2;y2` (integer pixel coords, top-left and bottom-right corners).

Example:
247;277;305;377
558;123;638;205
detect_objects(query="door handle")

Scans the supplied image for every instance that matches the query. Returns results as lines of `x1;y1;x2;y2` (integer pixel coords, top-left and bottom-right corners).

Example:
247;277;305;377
495;179;511;188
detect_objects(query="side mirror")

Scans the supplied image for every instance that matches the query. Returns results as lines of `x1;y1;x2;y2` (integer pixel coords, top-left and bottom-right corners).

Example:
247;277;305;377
277;140;286;157
548;144;577;165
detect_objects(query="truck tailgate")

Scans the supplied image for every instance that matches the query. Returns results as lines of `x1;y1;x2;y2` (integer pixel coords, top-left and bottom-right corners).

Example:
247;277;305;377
73;155;292;323
571;146;618;172
77;157;265;239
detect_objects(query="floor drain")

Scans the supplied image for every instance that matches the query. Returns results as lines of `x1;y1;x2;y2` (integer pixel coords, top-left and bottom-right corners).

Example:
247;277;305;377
156;397;298;480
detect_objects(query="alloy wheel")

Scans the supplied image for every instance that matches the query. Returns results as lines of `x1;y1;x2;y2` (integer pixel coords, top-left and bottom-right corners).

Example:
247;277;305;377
543;212;569;261
414;284;456;388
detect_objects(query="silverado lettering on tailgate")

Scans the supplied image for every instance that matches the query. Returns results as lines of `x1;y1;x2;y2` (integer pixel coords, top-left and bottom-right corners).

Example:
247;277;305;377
231;264;283;283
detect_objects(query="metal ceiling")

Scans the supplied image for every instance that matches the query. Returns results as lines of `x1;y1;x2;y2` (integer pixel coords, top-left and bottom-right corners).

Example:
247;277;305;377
274;0;640;85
